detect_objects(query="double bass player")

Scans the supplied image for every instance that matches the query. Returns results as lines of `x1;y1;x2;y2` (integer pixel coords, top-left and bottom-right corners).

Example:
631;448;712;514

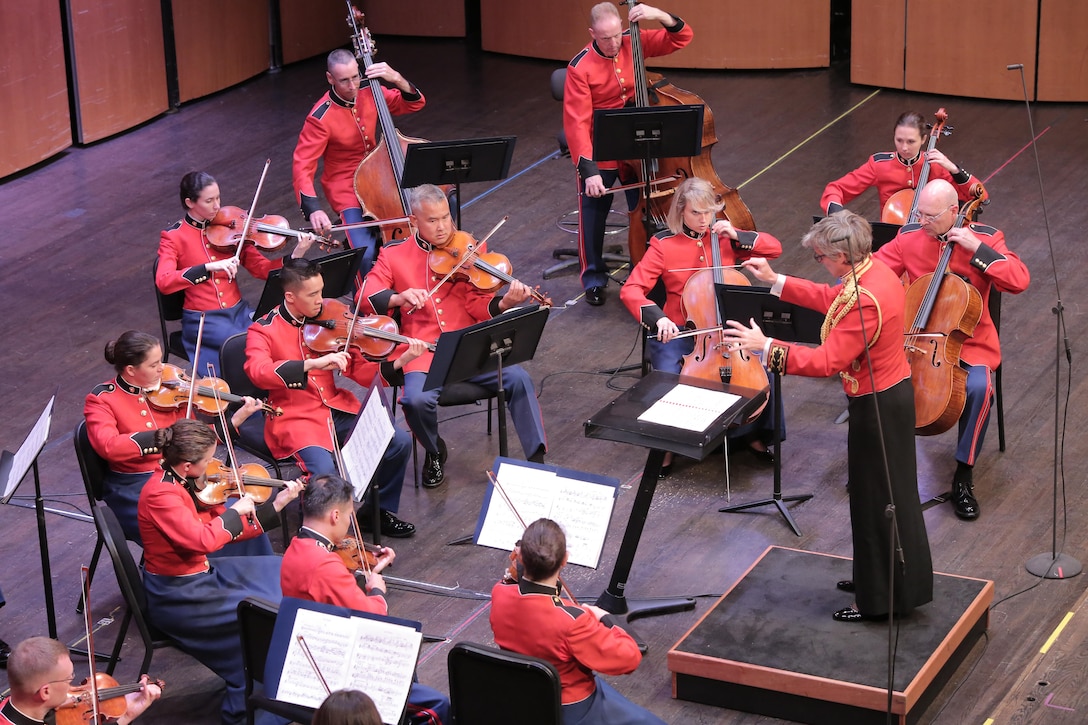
875;179;1029;521
563;2;692;306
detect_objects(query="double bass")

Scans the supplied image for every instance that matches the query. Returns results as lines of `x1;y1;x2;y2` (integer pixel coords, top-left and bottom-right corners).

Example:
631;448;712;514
624;0;755;265
903;192;986;435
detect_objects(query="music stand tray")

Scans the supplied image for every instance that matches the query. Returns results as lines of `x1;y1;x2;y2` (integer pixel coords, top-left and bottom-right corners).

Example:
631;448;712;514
813;216;900;252
591;104;704;163
401;136;517;228
585;371;766;621
715;284;824;536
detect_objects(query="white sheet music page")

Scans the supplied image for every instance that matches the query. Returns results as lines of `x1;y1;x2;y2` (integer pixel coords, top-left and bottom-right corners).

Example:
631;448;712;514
476;462;557;549
1;395;54;500
274;607;355;708
343;616;422;725
548;475;615;568
342;384;395;501
637;383;740;432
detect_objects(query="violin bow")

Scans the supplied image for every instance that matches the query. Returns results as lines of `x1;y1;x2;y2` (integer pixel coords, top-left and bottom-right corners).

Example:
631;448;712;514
207;363;258;530
308;216;410;234
486;469;579;605
327;417;372;575
230;159;272;264
646;325;724;341
185;313;207;419
296;635;333;696
80;565;103;721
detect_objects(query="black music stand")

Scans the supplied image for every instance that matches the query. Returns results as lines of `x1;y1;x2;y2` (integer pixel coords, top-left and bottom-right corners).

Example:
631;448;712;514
813;216;900;251
401;137;517;228
254;247;366;316
592;104;703;243
716;285;824;536
585;371;766;621
424;305;550;460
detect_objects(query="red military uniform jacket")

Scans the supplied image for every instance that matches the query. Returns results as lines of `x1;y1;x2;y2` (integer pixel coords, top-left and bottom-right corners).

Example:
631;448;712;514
280;528;387;615
875;222;1029;370
563;19;693;180
84;375;181;474
138;467;276;576
490;578;643;704
156;215;281;312
820;152;981;214
360;235;501;375
767;257;911;396
0;698;44;725
244;303;392;458
621;227;782;329
292;86;426;219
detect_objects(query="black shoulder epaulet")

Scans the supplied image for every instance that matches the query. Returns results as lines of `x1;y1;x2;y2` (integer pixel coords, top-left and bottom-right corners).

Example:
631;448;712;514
164;220;182;232
900;222;923;234
311;100;332;121
253;310;277;327
968;222;997;237
650;230;670;243
569;49;589;68
383;237;409;248
89;382;115;396
872;152;895;163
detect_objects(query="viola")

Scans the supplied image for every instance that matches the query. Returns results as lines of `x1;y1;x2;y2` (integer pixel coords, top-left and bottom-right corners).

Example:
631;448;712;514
303;298;436;359
334;536;388;573
194;459;292;506
882;108;949;225
206;205;338;253
146;363;282;417
427;230;553;306
57;672;165;725
624;0;755;265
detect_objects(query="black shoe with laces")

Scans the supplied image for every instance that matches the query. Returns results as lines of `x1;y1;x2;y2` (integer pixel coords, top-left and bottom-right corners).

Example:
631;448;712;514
360;509;416;538
422;437;448;488
952;479;980;520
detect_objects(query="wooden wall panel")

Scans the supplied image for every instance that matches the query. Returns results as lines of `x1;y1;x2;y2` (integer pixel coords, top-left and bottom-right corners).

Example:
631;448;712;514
0;3;71;176
480;0;828;69
173;0;269;103
904;0;1036;101
850;0;905;88
279;0;346;66
1037;0;1088;101
361;0;465;38
68;0;168;143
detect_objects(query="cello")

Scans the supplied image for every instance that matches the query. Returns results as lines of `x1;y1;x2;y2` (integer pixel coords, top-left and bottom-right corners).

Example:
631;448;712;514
903;192;986;435
346;4;429;244
881;108;950;225
678;228;769;418
624;0;755;265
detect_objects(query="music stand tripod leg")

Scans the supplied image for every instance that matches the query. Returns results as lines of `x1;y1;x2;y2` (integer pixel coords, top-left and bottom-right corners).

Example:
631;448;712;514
596;448;695;623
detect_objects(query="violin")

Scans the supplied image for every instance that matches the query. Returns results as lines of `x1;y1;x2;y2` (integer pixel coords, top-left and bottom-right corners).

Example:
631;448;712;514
57;672;165;725
334;536;388;572
427;230;552;306
206;205;339;252
193;459;292;506
303;298;436;359
146;363;282;417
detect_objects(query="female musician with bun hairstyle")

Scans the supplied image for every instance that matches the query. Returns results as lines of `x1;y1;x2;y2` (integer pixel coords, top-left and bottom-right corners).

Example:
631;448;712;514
723;211;933;622
155;171;316;375
620;177;783;474
137;418;303;725
83;330;262;542
820;111;981;215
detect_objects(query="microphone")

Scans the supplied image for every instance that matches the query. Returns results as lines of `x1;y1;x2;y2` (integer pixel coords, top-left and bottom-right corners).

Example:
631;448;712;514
1006;63;1023;70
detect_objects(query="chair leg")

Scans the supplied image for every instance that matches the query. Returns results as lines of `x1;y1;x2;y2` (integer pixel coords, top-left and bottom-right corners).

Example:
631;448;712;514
105;608;133;676
486;398;493;436
76;537;104;613
995;364;1006;452
412;434;420;488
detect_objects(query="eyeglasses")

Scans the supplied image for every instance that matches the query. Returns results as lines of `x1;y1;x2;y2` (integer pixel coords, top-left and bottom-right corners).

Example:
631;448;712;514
42;673;76;688
918;208;950;222
813;252;832;263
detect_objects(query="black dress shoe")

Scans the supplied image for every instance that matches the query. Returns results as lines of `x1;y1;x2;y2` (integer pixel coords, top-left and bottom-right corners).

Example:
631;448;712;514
585;286;605;306
422;450;445;488
747;444;774;464
836;580;855;593
952;479;980;520
379;510;415;538
0;637;9;668
833;607;865;622
657;463;672;479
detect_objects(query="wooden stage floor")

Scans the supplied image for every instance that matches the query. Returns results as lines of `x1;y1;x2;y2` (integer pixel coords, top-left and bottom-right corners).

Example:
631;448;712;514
1;36;1088;724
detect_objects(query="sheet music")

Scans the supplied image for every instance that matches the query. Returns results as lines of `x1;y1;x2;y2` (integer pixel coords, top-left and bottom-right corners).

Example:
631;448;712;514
343;616;422;725
476;461;616;569
637;384;740;432
1;395;54;501
275;608;355;708
342;385;395;501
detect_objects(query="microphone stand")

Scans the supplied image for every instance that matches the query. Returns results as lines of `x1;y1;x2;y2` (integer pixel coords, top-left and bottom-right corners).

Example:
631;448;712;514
1006;63;1081;579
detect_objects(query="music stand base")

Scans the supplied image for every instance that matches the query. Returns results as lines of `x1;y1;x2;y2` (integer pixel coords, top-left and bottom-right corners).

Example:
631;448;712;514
1026;552;1082;579
596;590;695;622
720;494;813;537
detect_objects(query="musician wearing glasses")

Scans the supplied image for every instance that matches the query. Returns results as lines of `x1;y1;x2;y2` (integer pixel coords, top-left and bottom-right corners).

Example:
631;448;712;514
874;179;1029;520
